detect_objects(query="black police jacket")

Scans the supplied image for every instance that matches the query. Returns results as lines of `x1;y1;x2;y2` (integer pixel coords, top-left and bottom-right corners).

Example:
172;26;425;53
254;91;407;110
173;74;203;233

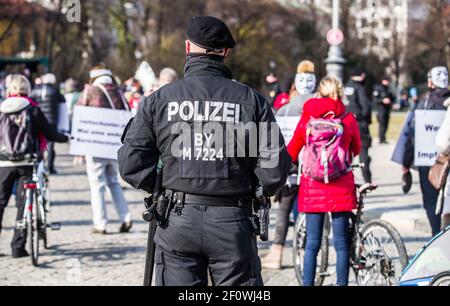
344;80;372;124
373;84;395;110
118;55;291;196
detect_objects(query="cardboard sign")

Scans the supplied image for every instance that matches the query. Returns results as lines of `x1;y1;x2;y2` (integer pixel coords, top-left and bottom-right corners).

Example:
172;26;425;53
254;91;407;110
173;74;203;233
414;110;446;166
70;106;133;160
276;116;299;145
135;61;156;93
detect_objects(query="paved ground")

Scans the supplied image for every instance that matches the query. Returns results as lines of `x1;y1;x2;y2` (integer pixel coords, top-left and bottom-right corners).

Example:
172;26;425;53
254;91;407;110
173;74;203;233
0;139;432;286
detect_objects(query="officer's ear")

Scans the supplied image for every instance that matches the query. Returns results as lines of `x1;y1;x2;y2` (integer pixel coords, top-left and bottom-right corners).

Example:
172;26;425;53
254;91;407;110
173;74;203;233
185;40;190;55
223;48;231;58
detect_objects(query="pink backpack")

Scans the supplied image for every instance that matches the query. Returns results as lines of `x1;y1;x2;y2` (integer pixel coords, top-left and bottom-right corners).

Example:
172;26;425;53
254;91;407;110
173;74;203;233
302;112;351;184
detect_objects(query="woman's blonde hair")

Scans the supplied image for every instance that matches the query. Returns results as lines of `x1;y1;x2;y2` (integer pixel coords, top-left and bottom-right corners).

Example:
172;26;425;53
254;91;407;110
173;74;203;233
6;74;31;97
317;76;344;100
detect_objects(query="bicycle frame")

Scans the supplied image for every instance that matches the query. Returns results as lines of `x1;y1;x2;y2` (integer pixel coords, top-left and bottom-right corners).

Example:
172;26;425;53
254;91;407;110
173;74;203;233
349;190;366;270
20;161;46;226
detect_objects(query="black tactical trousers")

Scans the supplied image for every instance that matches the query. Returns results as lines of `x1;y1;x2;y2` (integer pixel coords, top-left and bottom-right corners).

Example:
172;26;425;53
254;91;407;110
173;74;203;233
358;122;372;183
154;204;263;286
377;107;391;143
0;166;33;254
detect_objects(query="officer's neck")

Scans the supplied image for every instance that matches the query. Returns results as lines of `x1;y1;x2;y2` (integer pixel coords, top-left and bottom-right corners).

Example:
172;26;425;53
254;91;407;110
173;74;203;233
186;53;225;62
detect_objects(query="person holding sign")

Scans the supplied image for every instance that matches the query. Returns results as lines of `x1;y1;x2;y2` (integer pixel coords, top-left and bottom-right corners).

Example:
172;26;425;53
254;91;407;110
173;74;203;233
76;65;132;235
403;66;450;236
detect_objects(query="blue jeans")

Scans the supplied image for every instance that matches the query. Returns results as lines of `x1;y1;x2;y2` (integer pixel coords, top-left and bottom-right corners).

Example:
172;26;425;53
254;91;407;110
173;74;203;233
418;167;441;236
303;212;351;286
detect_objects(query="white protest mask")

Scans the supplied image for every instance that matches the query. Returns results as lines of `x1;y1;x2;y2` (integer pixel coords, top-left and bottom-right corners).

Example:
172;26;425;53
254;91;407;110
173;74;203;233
295;73;316;95
429;66;449;89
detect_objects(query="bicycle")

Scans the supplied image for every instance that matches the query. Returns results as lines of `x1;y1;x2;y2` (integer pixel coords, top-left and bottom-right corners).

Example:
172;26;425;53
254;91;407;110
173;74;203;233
17;155;60;266
292;165;409;286
430;271;450;286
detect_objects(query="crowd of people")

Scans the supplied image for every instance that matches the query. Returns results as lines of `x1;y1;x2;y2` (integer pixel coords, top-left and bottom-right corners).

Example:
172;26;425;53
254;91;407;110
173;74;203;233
261;59;450;284
0;64;179;256
0;13;449;287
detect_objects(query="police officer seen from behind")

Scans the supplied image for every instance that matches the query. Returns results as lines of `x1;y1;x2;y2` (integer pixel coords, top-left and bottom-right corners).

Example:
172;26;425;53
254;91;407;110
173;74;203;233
118;16;290;286
373;76;395;144
344;68;373;183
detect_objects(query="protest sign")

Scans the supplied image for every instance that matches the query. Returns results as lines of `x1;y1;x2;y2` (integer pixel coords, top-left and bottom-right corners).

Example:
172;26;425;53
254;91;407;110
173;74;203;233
135;61;156;93
276;116;299;144
414;110;446;166
70;106;133;160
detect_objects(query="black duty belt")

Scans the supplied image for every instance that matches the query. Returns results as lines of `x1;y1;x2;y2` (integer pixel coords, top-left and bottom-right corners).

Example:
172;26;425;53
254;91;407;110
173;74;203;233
170;191;251;208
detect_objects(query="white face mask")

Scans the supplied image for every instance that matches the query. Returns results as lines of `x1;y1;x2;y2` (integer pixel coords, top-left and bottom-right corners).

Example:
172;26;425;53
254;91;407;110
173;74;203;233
429;66;449;89
295;73;316;95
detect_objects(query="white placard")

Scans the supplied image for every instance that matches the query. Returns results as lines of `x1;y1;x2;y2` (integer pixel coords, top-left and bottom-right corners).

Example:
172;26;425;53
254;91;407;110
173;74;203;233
276;116;300;145
135;61;156;93
414;110;446;166
70;106;133;160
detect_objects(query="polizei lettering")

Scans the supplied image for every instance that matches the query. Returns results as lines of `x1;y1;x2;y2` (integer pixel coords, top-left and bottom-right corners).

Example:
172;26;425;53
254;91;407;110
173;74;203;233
168;101;240;123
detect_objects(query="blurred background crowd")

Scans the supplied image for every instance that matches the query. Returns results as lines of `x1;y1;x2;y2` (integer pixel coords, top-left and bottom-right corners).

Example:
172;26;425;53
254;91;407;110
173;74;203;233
0;0;449;103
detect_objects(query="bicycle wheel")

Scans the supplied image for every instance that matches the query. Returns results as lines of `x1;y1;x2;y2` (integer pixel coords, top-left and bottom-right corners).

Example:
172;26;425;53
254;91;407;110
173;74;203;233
355;219;408;286
293;214;329;286
430;271;450;286
28;190;40;267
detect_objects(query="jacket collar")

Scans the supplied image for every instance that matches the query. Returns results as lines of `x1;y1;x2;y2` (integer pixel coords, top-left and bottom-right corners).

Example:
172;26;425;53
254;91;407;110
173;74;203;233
184;55;233;79
430;87;450;98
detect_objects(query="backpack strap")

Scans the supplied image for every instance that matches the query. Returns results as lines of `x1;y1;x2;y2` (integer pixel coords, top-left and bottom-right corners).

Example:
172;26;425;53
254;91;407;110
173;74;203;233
322;111;336;118
322;111;349;120
95;84;116;110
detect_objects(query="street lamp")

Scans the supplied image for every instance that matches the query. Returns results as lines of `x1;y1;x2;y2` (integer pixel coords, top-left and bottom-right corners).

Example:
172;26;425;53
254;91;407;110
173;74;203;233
325;0;347;82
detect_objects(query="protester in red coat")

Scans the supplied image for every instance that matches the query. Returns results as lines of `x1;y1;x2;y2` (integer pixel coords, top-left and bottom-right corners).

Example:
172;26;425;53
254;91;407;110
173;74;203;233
288;95;361;213
287;76;362;286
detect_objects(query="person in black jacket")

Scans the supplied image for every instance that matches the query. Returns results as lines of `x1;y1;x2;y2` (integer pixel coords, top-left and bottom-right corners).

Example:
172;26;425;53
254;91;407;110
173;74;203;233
373;76;395;144
30;73;66;174
118;16;290;286
0;74;68;258
344;68;372;183
403;66;450;236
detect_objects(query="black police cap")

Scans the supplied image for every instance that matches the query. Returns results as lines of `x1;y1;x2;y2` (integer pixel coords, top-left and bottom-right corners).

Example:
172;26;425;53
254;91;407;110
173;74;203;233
187;16;236;50
350;67;364;77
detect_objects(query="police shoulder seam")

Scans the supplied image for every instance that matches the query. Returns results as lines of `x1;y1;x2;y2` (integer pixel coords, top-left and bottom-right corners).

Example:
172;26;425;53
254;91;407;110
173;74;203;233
231;79;249;88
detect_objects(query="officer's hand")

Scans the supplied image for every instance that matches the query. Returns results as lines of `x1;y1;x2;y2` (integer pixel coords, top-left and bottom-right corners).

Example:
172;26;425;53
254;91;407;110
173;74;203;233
383;98;391;105
402;167;410;174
